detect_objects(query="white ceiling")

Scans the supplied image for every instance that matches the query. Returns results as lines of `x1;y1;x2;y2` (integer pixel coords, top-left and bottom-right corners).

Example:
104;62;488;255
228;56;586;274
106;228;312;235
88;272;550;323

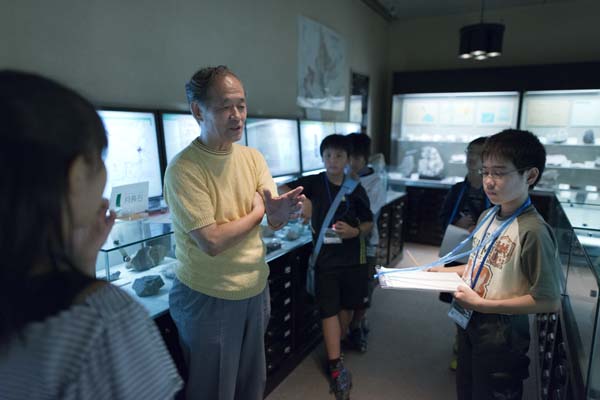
367;0;574;21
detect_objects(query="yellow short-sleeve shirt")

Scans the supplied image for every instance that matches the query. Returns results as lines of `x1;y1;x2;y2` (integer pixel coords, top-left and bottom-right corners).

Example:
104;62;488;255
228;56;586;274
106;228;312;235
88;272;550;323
164;139;277;300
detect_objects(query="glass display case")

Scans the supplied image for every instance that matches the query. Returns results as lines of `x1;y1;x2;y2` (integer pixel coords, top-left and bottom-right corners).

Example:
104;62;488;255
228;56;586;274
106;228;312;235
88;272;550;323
546;198;600;398
96;219;177;317
260;216;312;262
521;89;600;194
390;91;519;180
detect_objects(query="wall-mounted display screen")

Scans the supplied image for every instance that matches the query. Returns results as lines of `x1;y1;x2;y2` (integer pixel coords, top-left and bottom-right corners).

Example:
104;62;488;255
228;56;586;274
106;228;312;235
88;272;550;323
246;118;301;177
300;120;336;172
391;91;520;143
162;112;201;164
98;110;163;198
335;121;361;135
520;89;600;146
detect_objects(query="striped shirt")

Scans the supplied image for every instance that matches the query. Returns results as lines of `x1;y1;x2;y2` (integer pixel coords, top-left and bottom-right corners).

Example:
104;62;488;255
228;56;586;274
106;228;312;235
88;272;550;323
0;284;183;399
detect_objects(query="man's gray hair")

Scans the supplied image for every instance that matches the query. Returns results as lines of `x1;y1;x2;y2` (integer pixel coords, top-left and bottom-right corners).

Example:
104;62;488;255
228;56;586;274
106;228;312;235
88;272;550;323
185;65;239;108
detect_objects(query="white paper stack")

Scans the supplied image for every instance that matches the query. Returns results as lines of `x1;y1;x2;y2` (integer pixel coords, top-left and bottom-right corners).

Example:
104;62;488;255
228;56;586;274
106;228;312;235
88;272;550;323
377;268;468;293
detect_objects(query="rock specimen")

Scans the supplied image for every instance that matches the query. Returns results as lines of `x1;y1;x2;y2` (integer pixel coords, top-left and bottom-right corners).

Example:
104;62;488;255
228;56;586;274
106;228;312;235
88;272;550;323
583;129;595;144
127;244;168;272
132;275;164;297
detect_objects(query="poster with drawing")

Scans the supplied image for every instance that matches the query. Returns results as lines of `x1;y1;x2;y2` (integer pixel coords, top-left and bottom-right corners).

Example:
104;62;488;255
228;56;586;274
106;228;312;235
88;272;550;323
297;16;346;111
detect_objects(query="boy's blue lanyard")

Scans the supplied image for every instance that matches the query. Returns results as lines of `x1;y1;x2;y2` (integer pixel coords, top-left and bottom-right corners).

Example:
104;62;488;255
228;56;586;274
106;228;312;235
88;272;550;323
468;197;531;288
447;180;491;228
323;173;349;219
377;198;531;277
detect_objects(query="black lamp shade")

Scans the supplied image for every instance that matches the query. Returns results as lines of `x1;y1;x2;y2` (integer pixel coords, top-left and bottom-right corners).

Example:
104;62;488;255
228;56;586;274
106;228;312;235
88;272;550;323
459;23;505;60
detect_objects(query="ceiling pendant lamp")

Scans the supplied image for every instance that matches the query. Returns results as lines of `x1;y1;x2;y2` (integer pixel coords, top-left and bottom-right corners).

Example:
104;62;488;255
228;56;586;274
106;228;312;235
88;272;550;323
458;0;505;60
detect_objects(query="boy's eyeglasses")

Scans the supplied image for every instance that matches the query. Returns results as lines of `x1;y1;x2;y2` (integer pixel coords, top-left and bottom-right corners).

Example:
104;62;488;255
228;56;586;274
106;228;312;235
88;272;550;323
478;168;529;180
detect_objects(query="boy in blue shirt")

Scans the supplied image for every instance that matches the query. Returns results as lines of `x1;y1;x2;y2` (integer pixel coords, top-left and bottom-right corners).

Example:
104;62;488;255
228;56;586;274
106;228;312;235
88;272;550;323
280;134;373;400
430;130;561;399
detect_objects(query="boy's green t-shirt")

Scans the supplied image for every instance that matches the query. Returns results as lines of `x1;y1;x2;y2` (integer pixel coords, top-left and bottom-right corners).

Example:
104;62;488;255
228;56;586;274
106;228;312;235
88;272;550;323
464;205;561;302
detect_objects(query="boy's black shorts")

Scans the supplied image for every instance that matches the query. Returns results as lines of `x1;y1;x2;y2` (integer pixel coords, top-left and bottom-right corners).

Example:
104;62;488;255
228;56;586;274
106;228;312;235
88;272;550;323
316;264;370;319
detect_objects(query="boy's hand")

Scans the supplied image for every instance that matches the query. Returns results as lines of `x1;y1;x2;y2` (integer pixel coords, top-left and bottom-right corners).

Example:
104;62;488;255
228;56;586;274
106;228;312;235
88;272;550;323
427;266;446;272
332;221;359;239
454;285;483;311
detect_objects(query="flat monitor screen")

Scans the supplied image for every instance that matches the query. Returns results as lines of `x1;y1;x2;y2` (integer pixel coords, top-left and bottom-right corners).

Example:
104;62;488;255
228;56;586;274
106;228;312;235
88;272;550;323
98;110;163;199
335;122;361;135
162;113;201;164
300;120;336;172
246;118;300;177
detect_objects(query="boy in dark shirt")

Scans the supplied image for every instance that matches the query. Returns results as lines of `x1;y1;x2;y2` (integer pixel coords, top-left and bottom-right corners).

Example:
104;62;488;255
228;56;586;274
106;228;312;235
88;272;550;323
440;137;489;233
280;134;373;400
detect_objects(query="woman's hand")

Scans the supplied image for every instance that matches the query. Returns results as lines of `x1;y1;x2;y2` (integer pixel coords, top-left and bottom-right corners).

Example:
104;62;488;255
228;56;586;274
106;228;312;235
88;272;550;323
72;199;116;275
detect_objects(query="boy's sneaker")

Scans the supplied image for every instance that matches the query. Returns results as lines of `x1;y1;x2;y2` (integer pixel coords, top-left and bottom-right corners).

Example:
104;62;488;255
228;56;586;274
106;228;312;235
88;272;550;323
449;356;457;371
329;361;352;400
347;327;368;353
361;318;370;337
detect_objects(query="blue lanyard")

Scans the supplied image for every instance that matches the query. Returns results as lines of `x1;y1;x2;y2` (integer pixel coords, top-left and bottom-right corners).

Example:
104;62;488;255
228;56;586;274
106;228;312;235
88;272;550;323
323;173;349;220
377;205;499;276
376;198;531;278
468;198;532;289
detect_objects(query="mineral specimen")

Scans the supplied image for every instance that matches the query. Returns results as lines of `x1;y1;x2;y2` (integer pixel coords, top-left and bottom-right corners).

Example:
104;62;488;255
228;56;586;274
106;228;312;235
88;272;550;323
132;275;164;297
127;244;169;272
583;129;595;144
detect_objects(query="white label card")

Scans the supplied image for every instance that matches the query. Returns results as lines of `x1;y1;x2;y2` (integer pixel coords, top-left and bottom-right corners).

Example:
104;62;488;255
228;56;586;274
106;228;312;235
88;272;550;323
109;181;149;216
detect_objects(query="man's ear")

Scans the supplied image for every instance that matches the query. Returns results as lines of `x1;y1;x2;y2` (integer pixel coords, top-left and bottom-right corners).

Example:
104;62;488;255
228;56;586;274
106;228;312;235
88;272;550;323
191;102;203;121
526;167;539;185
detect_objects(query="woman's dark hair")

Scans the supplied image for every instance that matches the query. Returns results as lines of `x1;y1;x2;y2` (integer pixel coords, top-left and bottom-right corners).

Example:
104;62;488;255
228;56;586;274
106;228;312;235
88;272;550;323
0;70;107;343
481;129;546;187
185;65;240;108
320;134;351;157
347;132;371;161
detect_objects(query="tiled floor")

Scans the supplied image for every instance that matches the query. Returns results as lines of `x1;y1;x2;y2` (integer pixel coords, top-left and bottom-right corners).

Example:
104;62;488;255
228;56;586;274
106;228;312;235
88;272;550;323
266;243;458;400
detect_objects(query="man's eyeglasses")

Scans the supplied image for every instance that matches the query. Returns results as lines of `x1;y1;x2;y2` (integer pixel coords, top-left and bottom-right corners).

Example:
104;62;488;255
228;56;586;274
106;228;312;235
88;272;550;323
478;168;529;180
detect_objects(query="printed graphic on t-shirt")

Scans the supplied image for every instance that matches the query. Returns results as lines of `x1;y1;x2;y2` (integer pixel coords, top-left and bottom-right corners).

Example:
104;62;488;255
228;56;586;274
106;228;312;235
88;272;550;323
468;233;517;298
488;235;516;270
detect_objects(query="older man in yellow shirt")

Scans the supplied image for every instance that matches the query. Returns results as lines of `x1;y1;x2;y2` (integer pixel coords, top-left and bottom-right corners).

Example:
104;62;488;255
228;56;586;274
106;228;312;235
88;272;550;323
164;65;303;400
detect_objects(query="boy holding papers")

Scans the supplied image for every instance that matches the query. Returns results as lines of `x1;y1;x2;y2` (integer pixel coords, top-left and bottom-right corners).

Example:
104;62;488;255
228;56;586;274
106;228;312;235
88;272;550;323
429;129;561;400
